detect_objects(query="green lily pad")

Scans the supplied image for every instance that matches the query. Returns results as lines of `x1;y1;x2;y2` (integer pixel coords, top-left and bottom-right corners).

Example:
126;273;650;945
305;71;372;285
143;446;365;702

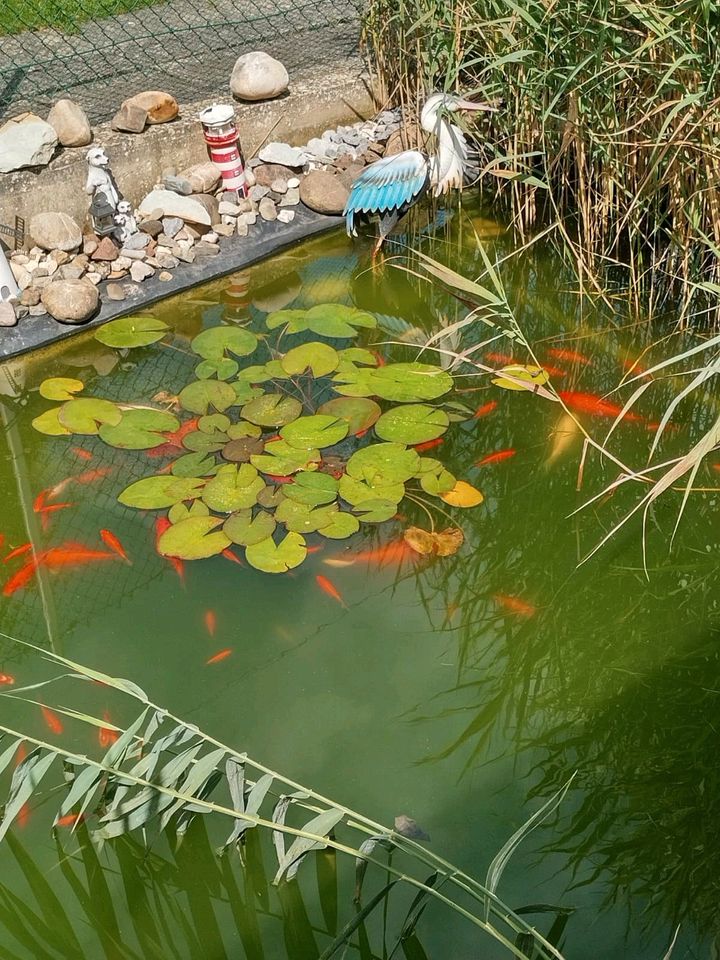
338;474;405;506
266;304;377;338
257;485;286;509
236;364;275;383
417;457;456;495
201;463;265;513
333;362;454;403
353;499;398;523
199;413;231;434
191;326;258;361
157;516;231;560
265;309;308;331
317;511;360;539
275;499;339;534
182;429;227;453
58;398;122;435
264;360;288;379
339;347;378;366
346;442;420;486
227;421;262;440
232;381;265;403
281;343;339;377
283;472;338;506
222;436;265;463
374;404;449;444
171;452;221;478
195;358;239;381
118;476;205;509
251;440;321;476
179;380;236;415
168;500;210;523
99;408;180;449
224;509;276;546
317;397;382;435
32;407;72;436
241;394;303;427
95;315;169;348
245;532;307;574
280;415;348;450
39;377;84;401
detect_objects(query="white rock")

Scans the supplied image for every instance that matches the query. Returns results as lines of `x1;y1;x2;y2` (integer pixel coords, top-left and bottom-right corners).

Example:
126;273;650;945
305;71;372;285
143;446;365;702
0;116;58;173
277;209;295;224
204;231;219;244
218;201;240;215
287;177;300;188
130;261;155;282
258;142;308;167
230;51;289;101
138;190;211;225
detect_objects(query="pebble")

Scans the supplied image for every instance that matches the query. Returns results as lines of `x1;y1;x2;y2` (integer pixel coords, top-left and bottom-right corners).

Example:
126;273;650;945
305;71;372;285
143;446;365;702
258;197;277;221
258;142;308;167
279;188;300;206
20;288;41;306
119;247;146;260
106;282;127;301
277;209;295;224
0;302;18;326
237;221;249;237
130;261;155;282
215;223;235;237
204;231;219;244
163;174;192;195
159;271;173;282
123;232;150;250
218;201;240;215
28;304;47;316
286;177;300;188
176;249;195;263
270;178;288;194
240;211;257;226
249;185;270;201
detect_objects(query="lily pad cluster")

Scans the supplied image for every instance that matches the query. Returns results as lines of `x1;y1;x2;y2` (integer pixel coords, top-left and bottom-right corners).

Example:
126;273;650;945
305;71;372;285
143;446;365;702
31;305;484;574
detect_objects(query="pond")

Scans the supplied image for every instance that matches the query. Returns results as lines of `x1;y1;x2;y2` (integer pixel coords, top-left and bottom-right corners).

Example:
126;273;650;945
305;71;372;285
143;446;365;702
0;202;716;959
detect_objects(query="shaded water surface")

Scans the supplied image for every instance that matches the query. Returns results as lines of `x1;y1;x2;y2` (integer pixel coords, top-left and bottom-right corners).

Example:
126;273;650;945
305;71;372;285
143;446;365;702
0;205;717;959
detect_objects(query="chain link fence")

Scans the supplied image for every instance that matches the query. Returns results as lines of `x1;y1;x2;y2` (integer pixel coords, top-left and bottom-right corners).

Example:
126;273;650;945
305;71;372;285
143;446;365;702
0;0;364;123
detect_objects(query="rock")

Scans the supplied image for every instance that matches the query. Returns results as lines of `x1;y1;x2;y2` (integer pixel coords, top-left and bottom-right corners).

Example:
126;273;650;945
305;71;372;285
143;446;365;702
91;237;120;261
0;115;57;172
83;237;98;256
176;248;195;264
230;51;289;101
47;99;92;147
237;221;249;237
125;91;178;124
156;251;179;269
49;249;71;265
138;190;212;225
337;164;365;190
258;197;277;221
287;177;300;188
130;261;155;282
106;282;127;301
214;223;235;237
159;271;173;282
249;184;271;201
245;168;256;187
41;279;99;324
0;302;18;326
305;136;333;160
277;209;295;224
218;200;240;215
85;273;102;286
180;162;221;194
252;163;296;187
115;256;132;270
204;231;219;244
270;178;288;195
162;216;184;238
57;265;84;281
181;224;202;240
194;242;219;258
239;211;257;226
20;287;41;306
10;263;31;290
119;247;146;260
28;212;81;253
111;101;148;134
279;187;300;206
192;194;219;224
299;170;349;215
123;232;150;251
164;174;192;195
91;262;111;279
258;143;307;167
139;219;163;237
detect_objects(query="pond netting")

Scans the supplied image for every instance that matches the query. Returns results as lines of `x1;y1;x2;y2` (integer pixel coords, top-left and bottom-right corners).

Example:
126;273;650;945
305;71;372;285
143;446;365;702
0;0;364;123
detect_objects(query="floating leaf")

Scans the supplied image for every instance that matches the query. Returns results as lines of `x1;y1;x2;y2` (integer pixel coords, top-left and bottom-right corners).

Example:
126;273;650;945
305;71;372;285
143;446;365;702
157;516;230;560
257;485;286;509
39;377;84;401
222;437;265;462
419;467;456;496
118;476;205;509
58;398;122;435
317;511;359;539
179;380;236;415
346;443;420;486
281;343;339;378
99;409;180;450
316;397;381;436
227;421;262;440
403;526;463;557
195;358;239;381
232;381;264;403
32;407;71;436
168;500;210;523
280;415;348;450
265;309;308;331
241;394;303;428
236;364;275;383
171;452;220;478
95;315;169;348
375;404;449;444
267;304;376;338
191;327;258;361
275;500;340;534
338;474;404;506
245;532;307;574
491;364;550;392
283;472;338;507
352;499;397;523
224;509;276;546
440;480;484;507
252;441;321;476
199;414;231;434
339;347;378;366
182;429;227;453
201;463;265;512
334;362;453;403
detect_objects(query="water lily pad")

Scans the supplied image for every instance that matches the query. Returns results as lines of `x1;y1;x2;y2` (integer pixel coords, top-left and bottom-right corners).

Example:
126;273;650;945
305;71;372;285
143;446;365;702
246;532;307;574
118;476;205;509
375;404;449;444
419;465;456;495
222;436;265;462
491;364;550;392
237;364;274;383
338;474;404;506
201;463;265;512
171;452;220;478
403;526;463;557
267;304;376;338
276;500;340;534
227;421;262;440
352;499;397;523
265;309;308;331
316;397;381;435
283;472;338;506
241;394;303;427
257;485;286;509
224;509;276;546
95;315;169;348
32;407;71;436
440;480;484;507
39;377;84;401
251;440;321;476
99;408;180;449
58;398;122;435
339;347;378;366
191;326;258;361
179;380;236;415
346;442;420;486
333;362;453;402
182;429;227;453
281;343;339;377
317;511;360;539
195;358;239;381
157;516;231;560
280;415;348;450
232;381;264;403
264;360;288;378
199;413;231;434
168;500;210;523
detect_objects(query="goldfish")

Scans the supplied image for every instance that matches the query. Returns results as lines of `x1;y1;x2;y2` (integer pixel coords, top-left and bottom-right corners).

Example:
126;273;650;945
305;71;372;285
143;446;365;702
100;529;131;564
168;556;185;584
548;347;591;365
315;574;346;607
323;558;356;568
33;490;48;512
71;447;93;461
155;519;184;581
266;474;294;484
540;365;567;378
221;548;243;565
15;743;26;766
162;417;200;449
486;352;517;365
350;541;415;566
494;594;536;618
4;543;32;562
206;648;233;664
476;449;516;467
36;502;73;515
621;357;648;376
42;544;117;569
17;804;30;828
98;711;119;749
55;813;85;828
204;610;217;637
0;534;3;551
306;545;323;554
0;674;15;685
3;560;38;596
413;438;444;453
558;391;643;422
41;705;63;735
372;350;386;367
474;401;498;419
47;467;113;501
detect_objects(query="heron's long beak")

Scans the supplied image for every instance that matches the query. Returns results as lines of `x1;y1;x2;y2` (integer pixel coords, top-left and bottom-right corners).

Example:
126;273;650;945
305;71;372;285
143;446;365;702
455;99;497;112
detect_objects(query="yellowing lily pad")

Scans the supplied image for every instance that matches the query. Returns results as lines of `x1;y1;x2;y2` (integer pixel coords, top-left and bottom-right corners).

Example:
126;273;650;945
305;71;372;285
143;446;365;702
316;397;381;435
491;364;550;392
168;500;210;523
403;525;464;557
241;393;303;427
179;380;236;415
281;342;339;377
227;421;262;440
224;509;276;546
375;404;449;444
95;315;169;348
245;532;307;574
118;476;205;509
32;407;72;436
99;408;180;449
333;362;453;403
346;442;420;486
182;429;227;453
39;377;84;401
199;413;231;434
280;415;348;450
201;463;265;512
191;326;258;361
440;480;484;507
58;398;122;435
157;516;231;560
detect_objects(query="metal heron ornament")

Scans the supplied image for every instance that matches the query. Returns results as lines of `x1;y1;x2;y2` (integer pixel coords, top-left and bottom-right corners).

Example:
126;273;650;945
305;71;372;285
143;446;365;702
344;93;495;256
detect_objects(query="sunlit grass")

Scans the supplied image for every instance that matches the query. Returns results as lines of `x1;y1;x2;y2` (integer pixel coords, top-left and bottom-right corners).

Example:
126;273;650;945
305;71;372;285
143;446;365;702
1;0;161;36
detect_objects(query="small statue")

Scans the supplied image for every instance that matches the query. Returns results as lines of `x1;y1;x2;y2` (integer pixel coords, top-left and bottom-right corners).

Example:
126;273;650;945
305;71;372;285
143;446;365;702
85;146;120;209
114;200;138;244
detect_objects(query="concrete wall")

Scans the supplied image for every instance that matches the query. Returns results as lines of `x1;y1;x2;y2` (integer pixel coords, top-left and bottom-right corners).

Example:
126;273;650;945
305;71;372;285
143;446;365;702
0;62;376;238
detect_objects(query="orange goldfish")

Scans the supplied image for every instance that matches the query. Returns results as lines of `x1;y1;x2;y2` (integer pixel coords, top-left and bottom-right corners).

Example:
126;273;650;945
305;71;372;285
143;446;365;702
266;474;294;484
3;560;39;596
100;529;131;564
350;540;415;566
486;352;517;365
548;347;591;365
540;364;567;378
41;706;63;735
474;401;498;419
98;711;119;748
168;556;185;584
315;574;346;607
55;813;85;828
494;594;536;618
558;391;643;422
42;543;116;568
0;674;15;685
71;447;93;461
206;648;233;664
204;610;217;637
413;438;444;453
476;449;516;467
221;548;243;565
4;543;32;563
33;490;48;512
36;502;74;515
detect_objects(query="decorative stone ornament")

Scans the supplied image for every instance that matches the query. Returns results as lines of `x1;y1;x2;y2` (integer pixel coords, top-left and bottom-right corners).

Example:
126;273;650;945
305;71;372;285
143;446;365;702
85;146;120;209
114;200;138;244
89;192;116;237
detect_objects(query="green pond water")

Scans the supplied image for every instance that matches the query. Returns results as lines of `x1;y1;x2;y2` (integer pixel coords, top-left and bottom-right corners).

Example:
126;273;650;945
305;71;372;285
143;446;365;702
0;204;717;959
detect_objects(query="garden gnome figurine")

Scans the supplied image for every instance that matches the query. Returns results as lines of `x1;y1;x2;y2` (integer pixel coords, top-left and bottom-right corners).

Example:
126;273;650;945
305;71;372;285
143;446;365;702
85;146;120;211
114;200;138;244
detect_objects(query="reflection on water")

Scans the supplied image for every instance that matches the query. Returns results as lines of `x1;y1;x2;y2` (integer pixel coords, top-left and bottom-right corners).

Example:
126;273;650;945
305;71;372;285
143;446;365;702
0;199;718;958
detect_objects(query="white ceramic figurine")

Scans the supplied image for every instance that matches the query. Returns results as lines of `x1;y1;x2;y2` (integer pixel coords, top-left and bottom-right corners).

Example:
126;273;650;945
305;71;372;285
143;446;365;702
85;146;120;209
114;200;138;244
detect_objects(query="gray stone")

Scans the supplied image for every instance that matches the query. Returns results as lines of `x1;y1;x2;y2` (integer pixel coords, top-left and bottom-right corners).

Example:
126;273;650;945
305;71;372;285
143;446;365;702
119;247;146;260
258;197;277;221
218;200;240;215
159;271;173;282
47;99;92;147
0;115;57;172
130;261;155;282
305;137;332;160
299;170;349;215
162;216;184;238
0;301;17;326
249;185;270;201
258;142;307;167
239;211;257;226
277;209;295;224
164;174;192;195
41;278;99;323
204;231;219;244
138;190;212;225
106;282;127;301
139;219;163;237
270;178;288;194
180;162;221;193
126;90;178;124
115;256;133;270
214;223;235;237
85;273;102;286
194;242;220;258
230;51;289;101
57;264;84;281
111;102;148;134
236;221;249;237
192;194;219;224
279;188;300;206
123;232;150;250
156;252;179;269
176;249;196;264
28;304;48;317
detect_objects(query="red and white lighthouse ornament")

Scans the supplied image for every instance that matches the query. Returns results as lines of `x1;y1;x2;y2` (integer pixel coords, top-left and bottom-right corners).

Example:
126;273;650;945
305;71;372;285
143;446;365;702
199;104;248;198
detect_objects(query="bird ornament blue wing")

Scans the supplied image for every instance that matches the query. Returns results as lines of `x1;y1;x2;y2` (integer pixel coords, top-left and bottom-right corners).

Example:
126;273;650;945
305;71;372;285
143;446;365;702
344;150;429;236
